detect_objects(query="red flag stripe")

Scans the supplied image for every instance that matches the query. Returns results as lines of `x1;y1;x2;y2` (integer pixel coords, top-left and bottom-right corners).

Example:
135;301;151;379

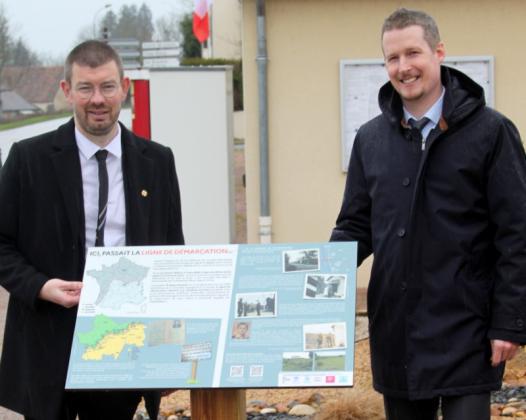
193;12;209;43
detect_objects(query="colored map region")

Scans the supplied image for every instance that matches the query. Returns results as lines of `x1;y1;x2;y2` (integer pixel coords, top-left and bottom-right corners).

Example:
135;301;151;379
86;257;149;310
78;314;146;361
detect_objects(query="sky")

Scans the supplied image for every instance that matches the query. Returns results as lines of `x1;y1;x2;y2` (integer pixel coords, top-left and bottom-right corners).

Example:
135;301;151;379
2;0;193;60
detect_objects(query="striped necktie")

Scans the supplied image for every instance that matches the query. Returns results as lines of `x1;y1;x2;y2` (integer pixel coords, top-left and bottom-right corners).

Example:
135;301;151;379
408;117;430;150
95;150;109;247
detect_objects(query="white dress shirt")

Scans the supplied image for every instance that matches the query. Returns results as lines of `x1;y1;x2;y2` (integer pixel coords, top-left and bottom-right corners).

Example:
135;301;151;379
75;127;126;249
404;87;445;149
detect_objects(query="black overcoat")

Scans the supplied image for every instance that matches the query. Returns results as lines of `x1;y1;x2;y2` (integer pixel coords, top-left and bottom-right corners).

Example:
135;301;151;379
331;67;526;399
0;119;184;418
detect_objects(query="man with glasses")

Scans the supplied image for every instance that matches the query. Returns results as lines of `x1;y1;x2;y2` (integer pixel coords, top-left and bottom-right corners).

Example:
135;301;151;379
0;40;184;419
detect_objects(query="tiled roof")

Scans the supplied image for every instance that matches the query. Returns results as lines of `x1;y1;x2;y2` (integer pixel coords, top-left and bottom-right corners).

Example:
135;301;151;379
1;66;63;103
0;90;39;112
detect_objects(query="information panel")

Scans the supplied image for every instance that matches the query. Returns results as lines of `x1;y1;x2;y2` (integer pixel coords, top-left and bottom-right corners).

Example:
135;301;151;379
65;242;357;390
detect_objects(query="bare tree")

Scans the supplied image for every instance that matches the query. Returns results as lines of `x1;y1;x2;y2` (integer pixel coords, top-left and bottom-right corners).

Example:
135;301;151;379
10;38;40;66
0;5;11;120
100;10;118;39
0;5;9;70
155;12;181;42
137;4;154;42
76;24;94;44
154;0;192;42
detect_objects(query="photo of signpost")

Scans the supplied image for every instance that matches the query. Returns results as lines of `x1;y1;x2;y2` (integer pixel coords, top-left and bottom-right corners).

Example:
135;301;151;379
181;342;213;384
303;322;347;351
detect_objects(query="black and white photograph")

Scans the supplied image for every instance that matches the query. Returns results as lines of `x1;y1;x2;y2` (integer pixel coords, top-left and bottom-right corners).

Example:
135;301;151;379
304;274;347;299
283;248;320;273
303;322;347;351
235;292;277;318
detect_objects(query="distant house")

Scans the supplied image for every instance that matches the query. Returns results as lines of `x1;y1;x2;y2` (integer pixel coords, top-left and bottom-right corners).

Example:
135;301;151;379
1;66;68;113
0;88;39;118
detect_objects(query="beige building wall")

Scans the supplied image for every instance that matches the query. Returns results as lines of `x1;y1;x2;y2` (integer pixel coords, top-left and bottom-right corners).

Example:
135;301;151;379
53;89;69;112
241;0;526;286
211;0;243;59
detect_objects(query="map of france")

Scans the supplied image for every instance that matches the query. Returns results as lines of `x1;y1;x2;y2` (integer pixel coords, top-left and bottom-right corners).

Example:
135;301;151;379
86;257;150;310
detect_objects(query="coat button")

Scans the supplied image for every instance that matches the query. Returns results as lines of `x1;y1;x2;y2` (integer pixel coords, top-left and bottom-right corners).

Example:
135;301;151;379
402;177;410;187
400;281;407;291
517;318;524;328
397;228;406;238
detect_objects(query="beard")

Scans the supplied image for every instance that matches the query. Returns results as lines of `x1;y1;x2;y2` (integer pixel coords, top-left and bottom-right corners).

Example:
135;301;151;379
75;103;120;138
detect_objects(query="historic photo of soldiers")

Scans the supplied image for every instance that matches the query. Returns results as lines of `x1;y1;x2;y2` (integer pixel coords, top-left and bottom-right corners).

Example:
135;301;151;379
235;292;277;318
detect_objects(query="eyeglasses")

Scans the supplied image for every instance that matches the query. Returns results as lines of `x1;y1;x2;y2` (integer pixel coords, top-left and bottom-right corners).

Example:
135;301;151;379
74;83;120;100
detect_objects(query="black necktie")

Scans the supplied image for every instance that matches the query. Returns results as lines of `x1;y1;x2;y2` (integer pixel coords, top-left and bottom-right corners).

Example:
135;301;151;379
408;117;430;150
95;150;109;247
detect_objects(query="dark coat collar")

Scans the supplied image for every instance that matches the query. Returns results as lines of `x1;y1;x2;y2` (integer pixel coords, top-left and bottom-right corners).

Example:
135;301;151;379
378;66;486;130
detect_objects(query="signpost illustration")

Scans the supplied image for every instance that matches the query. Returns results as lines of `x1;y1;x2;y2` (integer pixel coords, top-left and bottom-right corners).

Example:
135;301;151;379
181;342;212;384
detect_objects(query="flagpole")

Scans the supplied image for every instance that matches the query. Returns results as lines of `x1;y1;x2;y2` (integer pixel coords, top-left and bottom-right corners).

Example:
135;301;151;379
208;3;213;57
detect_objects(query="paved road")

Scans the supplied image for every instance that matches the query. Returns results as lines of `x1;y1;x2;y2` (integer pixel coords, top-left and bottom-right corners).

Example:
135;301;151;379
0;109;132;166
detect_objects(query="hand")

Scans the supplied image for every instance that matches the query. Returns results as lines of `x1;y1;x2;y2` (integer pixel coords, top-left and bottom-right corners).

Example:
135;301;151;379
38;278;83;308
491;339;520;367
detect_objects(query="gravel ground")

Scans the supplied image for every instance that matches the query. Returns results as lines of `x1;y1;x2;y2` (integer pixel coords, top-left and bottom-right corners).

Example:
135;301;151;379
154;339;379;417
156;339;526;419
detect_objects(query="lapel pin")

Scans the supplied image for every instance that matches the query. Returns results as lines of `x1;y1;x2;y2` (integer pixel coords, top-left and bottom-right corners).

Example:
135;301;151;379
141;189;148;197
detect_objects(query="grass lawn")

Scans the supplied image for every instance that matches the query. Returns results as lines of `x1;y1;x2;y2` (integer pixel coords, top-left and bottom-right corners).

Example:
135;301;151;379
282;357;313;371
0;111;72;131
314;354;345;371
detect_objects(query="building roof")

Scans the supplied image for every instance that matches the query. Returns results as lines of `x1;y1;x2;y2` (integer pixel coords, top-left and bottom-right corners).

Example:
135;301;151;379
2;66;63;104
0;90;39;112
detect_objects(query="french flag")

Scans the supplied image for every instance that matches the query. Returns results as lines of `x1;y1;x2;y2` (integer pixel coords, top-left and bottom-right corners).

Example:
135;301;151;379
193;0;212;43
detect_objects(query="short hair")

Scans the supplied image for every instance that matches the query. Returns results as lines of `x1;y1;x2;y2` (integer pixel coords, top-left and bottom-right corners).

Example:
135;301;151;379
381;8;441;50
64;40;123;83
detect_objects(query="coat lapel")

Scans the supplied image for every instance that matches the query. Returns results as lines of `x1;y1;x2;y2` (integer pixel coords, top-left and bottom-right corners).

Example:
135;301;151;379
50;119;85;249
121;125;154;245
